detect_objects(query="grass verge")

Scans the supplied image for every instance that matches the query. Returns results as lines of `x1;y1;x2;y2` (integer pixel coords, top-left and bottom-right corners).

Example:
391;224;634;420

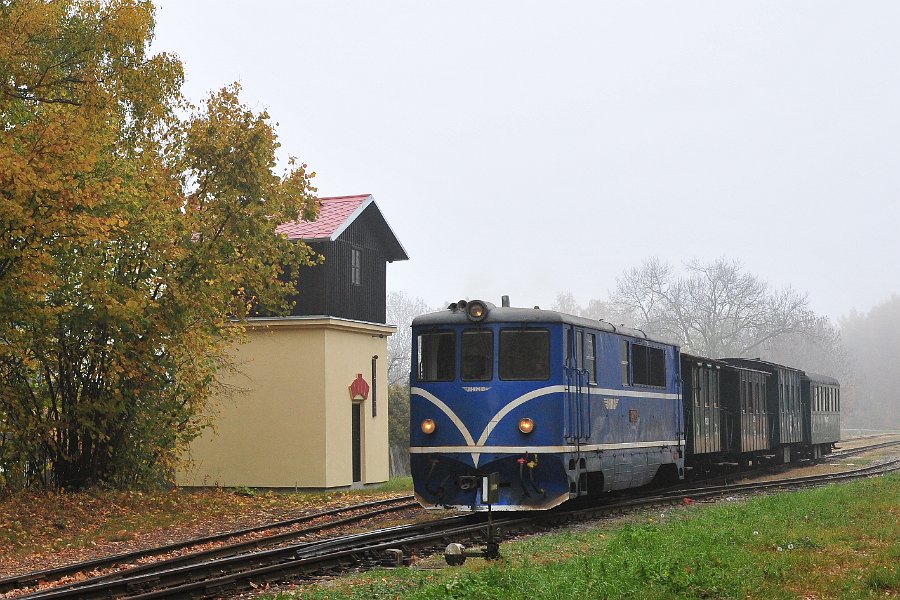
266;474;900;599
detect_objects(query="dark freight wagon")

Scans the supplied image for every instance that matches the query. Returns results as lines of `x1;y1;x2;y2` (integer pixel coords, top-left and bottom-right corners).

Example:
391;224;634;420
721;358;804;462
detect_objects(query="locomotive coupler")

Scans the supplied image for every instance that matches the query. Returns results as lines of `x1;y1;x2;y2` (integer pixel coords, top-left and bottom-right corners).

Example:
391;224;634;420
444;473;502;565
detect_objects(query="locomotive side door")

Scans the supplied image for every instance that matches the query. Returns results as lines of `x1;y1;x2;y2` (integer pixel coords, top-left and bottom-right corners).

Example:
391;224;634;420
564;327;593;443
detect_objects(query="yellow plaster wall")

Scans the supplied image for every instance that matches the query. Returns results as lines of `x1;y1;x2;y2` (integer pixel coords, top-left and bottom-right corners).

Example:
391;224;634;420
322;327;391;487
176;318;393;489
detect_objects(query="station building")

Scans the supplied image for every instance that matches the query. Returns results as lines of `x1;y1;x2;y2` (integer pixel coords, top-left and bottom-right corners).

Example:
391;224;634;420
176;195;408;489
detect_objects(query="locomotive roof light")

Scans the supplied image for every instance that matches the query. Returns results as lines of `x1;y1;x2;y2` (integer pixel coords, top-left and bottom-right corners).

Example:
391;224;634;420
421;419;436;434
466;300;488;322
518;417;535;434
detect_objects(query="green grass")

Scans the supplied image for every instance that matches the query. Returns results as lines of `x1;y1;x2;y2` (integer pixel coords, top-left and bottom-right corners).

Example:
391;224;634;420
370;476;413;493
265;474;900;600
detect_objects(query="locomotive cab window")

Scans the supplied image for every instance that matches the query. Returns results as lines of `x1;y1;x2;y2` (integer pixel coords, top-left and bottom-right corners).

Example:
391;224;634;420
418;331;455;381
461;330;493;381
499;329;550;380
632;344;666;387
585;333;597;383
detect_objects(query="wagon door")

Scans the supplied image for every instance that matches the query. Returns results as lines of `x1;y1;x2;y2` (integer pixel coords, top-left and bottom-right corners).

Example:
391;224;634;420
564;327;592;443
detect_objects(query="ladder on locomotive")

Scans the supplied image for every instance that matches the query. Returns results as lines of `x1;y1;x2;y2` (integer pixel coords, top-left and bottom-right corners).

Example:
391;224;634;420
564;327;592;449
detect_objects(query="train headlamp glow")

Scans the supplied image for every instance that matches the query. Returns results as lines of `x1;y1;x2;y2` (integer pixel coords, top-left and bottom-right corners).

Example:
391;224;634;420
421;419;436;434
518;417;535;434
466;300;488;322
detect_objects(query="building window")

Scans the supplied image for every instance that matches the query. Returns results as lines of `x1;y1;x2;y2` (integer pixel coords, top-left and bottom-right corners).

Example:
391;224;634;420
351;248;361;286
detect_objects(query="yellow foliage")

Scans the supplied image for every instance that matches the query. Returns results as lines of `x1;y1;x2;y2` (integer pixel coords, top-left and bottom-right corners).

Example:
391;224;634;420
0;0;320;491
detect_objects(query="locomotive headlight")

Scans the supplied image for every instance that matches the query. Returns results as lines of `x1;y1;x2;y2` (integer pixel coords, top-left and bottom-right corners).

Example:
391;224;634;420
518;417;535;434
421;419;436;434
466;300;488;322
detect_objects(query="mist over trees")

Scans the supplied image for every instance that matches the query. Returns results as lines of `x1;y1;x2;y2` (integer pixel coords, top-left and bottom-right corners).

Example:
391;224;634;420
839;296;900;430
555;258;898;430
609;257;816;358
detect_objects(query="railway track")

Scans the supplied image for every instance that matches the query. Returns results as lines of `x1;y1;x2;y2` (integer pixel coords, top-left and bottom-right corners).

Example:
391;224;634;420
0;495;418;598
5;438;898;600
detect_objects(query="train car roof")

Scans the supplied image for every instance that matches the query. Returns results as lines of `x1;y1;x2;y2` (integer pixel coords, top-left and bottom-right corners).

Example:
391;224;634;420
412;303;677;346
718;357;804;374
681;352;727;366
801;372;841;386
681;353;771;376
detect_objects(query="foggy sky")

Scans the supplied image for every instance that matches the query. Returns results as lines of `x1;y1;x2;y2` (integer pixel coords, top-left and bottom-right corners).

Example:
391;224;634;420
151;1;900;320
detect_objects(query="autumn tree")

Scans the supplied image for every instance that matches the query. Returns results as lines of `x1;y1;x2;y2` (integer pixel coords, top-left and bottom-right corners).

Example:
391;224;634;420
609;257;818;357
0;0;318;490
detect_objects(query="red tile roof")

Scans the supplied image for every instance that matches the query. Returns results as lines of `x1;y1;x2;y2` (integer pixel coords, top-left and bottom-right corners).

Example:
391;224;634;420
276;194;372;241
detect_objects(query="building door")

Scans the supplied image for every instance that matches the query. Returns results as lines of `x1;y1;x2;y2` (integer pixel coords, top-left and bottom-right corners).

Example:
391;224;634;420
352;402;362;483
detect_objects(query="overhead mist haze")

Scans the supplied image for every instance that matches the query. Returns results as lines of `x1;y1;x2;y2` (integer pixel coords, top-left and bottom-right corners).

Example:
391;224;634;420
150;1;900;320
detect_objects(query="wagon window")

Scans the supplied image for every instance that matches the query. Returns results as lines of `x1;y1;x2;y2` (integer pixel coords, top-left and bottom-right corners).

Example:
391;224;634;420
693;368;702;408
418;331;455;382
461;330;493;381
710;369;718;407
499;329;550;380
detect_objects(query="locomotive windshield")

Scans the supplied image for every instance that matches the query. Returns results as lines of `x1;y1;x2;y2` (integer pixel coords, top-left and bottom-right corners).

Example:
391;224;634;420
417;327;551;382
418;331;455;381
461;330;492;381
499;329;550;380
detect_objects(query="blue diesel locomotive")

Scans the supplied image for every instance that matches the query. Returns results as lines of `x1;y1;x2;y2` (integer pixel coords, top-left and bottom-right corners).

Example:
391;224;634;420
410;299;685;510
410;298;841;511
